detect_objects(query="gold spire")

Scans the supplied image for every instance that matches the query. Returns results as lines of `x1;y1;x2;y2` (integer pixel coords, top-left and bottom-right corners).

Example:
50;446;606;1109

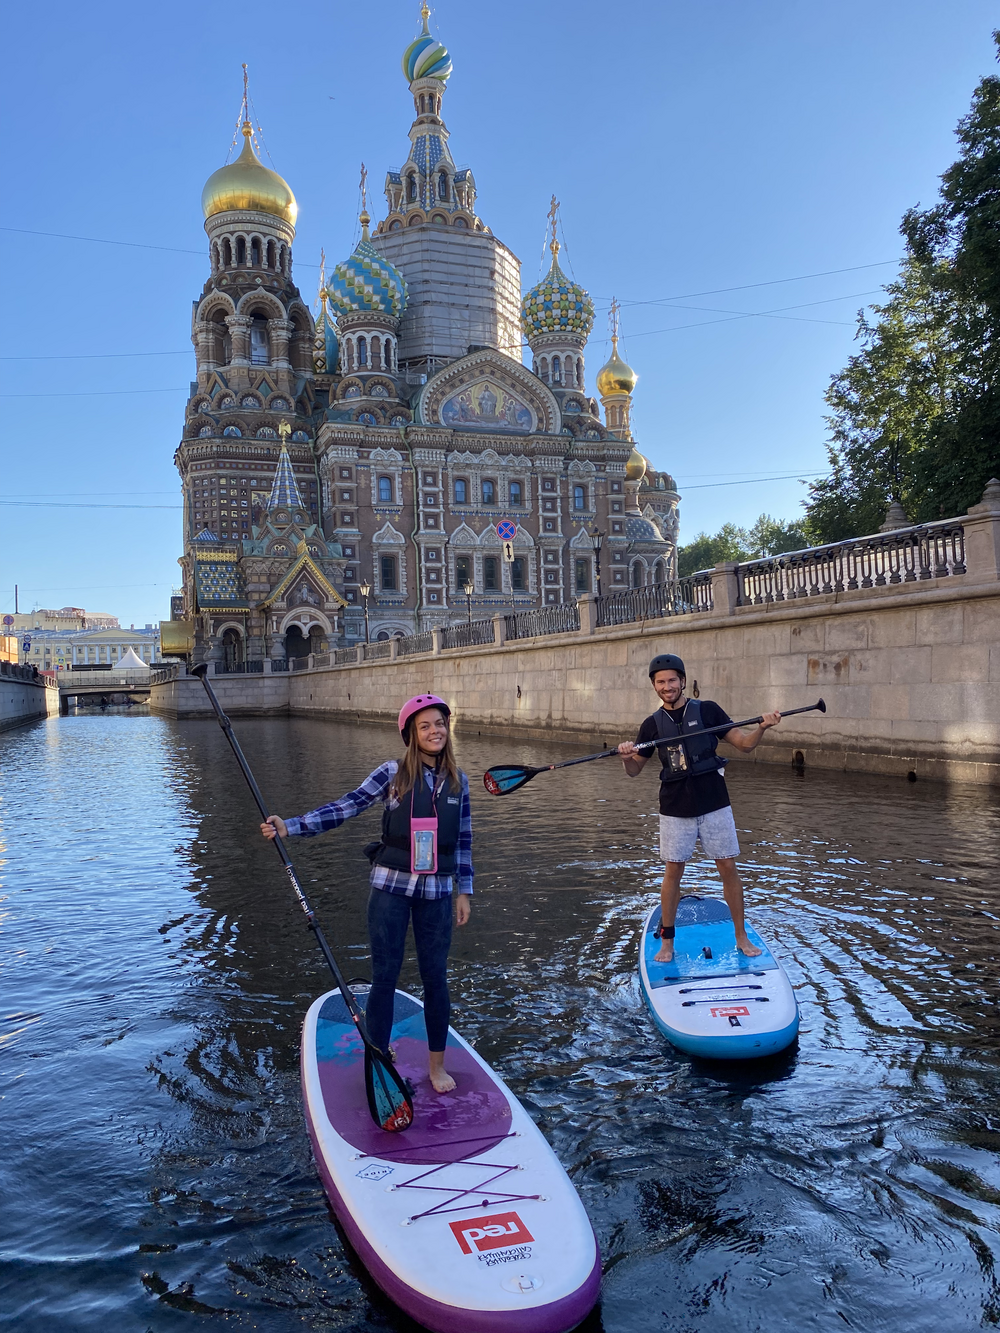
547;193;561;261
202;66;297;225
317;248;328;309
420;2;431;33
358;162;371;238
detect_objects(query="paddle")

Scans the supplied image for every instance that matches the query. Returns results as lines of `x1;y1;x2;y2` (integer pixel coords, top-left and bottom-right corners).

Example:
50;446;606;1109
484;699;827;796
191;664;413;1133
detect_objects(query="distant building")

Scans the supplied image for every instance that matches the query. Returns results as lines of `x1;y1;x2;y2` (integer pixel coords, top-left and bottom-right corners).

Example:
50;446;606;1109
23;626;160;671
171;9;680;665
7;607;119;633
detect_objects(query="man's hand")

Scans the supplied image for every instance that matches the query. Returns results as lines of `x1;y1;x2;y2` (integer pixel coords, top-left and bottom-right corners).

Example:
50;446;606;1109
455;893;471;926
759;711;782;730
617;741;638;756
261;815;288;840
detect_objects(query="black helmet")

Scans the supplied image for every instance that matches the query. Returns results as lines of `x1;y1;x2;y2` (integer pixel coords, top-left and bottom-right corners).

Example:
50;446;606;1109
649;653;686;680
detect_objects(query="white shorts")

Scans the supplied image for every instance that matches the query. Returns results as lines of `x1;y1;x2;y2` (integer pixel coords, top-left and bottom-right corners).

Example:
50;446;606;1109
659;806;740;863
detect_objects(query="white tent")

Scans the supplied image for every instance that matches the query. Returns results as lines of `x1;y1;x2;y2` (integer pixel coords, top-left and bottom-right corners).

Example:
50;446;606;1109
116;647;150;673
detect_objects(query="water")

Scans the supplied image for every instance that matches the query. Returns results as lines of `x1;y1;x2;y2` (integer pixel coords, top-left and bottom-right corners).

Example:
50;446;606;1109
2;712;1000;1332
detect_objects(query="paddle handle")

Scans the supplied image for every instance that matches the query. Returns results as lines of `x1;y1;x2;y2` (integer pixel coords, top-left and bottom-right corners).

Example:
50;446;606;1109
631;698;826;754
190;666;371;1038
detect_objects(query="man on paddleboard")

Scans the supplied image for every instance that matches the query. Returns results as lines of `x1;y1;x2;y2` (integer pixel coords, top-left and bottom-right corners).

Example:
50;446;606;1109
618;655;781;963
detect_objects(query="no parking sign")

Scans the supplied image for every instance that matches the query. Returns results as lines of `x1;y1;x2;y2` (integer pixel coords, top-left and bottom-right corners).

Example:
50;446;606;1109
496;520;517;542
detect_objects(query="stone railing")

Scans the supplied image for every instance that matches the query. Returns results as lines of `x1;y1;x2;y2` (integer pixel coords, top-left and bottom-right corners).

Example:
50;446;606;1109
440;619;497;651
736;520;967;606
0;660;58;686
504;604;581;640
595;572;715;628
365;640;393;661
333;645;359;665
214;659;264;674
397;630;435;656
150;664;182;685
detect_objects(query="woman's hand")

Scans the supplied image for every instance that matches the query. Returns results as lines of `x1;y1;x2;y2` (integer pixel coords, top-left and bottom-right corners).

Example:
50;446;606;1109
455;893;471;927
261;815;287;840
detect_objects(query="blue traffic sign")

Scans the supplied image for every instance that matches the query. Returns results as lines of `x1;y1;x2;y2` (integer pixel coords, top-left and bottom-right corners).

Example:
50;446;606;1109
496;519;517;542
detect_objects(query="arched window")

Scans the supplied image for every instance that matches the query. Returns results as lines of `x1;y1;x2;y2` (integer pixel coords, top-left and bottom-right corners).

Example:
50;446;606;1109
481;478;496;505
278;244;286;273
511;557;526;591
454;478;468;504
552;355;562;385
380;555;398;591
453;216;468;228
211;242;220;272
378;475;393;503
576;360;584;387
358;336;368;367
250;319;269;365
407;174;417;202
564;356;573;385
371;336;382;370
631;561;644;588
509;480;522;506
539;358;549;383
384;340;394;371
455;555;472;588
484;557;499;591
222;238;233;266
438;171;449;200
573;484;586;510
653;560;666;584
266;240;276;268
251;237;261;267
236;236;247;265
575;558;591;593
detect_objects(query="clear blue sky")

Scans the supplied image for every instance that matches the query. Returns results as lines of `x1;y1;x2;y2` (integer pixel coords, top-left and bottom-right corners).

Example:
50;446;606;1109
1;0;996;627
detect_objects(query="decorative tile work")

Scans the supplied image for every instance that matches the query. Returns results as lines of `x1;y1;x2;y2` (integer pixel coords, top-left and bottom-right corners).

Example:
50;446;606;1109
520;257;595;338
195;554;250;609
328;237;407;318
402;33;452;83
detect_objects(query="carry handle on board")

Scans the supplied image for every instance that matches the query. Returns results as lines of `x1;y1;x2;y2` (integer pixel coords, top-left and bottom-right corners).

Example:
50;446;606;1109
483;699;827;796
191;664;413;1133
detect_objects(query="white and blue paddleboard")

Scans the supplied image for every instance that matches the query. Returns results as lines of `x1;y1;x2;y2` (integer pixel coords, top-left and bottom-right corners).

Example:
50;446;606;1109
301;986;601;1333
638;895;799;1059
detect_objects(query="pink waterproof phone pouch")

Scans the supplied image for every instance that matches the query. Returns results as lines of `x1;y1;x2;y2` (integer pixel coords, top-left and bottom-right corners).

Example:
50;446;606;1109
410;818;439;874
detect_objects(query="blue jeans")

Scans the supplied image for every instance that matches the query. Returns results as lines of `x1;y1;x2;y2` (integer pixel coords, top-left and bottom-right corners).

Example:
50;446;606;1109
365;889;453;1054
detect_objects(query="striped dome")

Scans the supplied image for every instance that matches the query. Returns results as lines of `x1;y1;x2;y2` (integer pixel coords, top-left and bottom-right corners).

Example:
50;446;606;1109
520;256;595;340
402;26;452;84
328;234;407;319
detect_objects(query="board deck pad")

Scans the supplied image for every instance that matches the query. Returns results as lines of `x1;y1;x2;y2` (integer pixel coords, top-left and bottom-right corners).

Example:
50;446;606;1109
301;987;601;1333
316;992;512;1163
644;894;779;988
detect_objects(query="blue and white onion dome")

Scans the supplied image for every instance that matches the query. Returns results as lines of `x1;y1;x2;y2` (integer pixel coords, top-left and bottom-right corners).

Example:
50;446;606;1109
327;213;407;320
402;5;453;84
520;250;595;341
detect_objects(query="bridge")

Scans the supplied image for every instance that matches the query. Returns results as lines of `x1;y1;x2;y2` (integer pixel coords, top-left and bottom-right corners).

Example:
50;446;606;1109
57;670;154;709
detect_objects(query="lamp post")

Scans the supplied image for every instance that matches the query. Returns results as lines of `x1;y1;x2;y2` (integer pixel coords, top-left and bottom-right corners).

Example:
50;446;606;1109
590;525;605;599
463;579;474;626
359;580;371;644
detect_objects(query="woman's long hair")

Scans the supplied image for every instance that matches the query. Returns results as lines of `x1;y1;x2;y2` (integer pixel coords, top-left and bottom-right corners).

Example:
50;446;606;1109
392;709;461;799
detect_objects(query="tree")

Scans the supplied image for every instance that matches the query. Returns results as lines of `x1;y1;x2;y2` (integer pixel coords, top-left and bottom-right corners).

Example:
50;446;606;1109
677;514;809;575
805;32;1000;542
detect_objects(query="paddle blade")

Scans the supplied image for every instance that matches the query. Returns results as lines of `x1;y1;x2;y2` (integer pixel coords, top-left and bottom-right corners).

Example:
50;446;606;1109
816;698;827;713
483;766;536;796
365;1046;414;1132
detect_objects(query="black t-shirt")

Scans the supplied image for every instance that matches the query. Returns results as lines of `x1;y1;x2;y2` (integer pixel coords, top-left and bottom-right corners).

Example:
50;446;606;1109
635;700;734;818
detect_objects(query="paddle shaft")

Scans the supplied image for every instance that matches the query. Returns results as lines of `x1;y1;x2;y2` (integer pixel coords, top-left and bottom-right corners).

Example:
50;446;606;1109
541;700;826;773
191;666;375;1047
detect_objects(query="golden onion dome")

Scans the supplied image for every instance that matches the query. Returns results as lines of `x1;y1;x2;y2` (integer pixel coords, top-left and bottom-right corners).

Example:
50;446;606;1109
202;124;298;226
624;446;648;482
595;337;638;397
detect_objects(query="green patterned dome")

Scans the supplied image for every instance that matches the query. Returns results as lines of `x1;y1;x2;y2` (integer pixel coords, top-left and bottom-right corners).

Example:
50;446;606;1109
328;215;407;319
520;253;595;340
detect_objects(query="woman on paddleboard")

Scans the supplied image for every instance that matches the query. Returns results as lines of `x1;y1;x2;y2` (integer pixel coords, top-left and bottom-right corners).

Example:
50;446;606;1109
618;655;780;965
261;695;472;1093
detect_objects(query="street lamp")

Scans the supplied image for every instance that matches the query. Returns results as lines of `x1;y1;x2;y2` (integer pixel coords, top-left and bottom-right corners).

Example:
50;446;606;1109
359;580;371;644
463;579;474;626
590;525;605;599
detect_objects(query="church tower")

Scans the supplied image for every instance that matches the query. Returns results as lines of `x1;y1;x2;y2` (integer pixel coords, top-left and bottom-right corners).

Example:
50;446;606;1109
372;5;522;372
521;197;596;394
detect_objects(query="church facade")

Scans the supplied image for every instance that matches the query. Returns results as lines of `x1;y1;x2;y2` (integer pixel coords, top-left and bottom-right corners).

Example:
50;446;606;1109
172;7;679;664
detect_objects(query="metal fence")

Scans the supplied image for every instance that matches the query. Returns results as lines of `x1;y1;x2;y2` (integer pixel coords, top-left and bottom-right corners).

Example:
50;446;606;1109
504;604;581;640
736;521;966;606
269;657;289;672
364;640;392;660
150;664;181;685
214;659;264;674
1;660;58;685
440;619;497;651
595;573;715;628
397;631;435;656
333;645;360;665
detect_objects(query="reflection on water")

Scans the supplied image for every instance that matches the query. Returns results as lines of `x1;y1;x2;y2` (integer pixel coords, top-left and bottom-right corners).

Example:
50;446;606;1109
2;713;1000;1331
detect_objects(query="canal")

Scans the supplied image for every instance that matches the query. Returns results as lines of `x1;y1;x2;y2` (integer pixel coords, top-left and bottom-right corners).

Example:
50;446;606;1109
2;711;1000;1331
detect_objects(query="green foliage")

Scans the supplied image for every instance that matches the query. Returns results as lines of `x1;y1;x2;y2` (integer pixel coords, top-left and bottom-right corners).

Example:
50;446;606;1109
805;32;1000;543
677;514;809;575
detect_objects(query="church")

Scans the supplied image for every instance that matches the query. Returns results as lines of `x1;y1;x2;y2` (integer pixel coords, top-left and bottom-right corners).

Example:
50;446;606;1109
170;4;679;666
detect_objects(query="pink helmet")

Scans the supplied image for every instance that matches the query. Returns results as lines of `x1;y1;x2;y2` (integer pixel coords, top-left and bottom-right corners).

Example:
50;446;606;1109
398;694;451;744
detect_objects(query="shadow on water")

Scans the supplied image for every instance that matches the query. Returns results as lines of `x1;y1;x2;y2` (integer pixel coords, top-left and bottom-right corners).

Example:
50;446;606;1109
2;712;1000;1330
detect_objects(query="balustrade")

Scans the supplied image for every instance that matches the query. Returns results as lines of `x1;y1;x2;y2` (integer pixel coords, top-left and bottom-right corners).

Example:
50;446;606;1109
595;573;714;628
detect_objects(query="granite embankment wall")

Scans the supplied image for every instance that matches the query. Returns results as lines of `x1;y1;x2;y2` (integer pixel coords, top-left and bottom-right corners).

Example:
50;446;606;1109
150;575;1000;786
0;667;60;732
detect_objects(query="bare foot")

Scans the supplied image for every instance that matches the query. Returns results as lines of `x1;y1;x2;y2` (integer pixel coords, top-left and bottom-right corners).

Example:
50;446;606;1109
654;942;674;964
428;1052;456;1093
736;936;762;958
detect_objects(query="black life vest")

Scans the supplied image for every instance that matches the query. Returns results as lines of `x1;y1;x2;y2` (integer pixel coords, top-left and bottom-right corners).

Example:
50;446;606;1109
653;700;728;784
374;768;462;875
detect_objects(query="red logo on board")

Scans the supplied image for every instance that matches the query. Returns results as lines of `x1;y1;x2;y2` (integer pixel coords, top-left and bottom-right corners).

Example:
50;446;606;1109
710;1005;750;1018
449;1211;535;1254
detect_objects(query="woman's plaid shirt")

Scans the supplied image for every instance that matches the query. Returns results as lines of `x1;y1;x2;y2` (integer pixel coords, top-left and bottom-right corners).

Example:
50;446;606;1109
283;760;473;900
